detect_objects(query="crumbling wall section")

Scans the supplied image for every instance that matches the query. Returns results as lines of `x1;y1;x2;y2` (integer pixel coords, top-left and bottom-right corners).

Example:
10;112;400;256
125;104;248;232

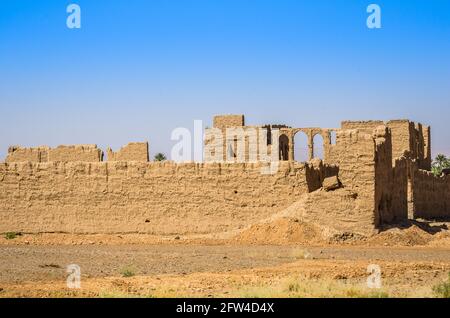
213;115;245;129
391;157;408;221
322;126;408;232
310;129;378;234
412;169;450;219
386;120;414;160
107;142;149;162
205;126;275;163
373;127;395;225
342;120;431;170
373;127;408;225
5;146;49;163
341;121;384;133
48;145;103;162
421;125;432;170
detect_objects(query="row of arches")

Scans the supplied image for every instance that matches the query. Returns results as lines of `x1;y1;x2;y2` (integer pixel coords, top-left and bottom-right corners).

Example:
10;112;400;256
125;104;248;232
278;130;337;162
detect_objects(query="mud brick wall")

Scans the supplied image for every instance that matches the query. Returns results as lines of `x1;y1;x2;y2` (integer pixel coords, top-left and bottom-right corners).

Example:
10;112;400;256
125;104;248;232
207;115;247;162
341;120;430;170
5;146;49;163
391;157;408;221
386;120;430;170
323;127;407;232
48;145;103;162
413;169;450;219
205;126;273;163
421;125;432;170
373;127;408;224
107;142;149;162
341;120;384;133
0;161;328;235
385;120;419;162
328;130;376;193
314;129;379;234
373;127;395;225
213;115;245;129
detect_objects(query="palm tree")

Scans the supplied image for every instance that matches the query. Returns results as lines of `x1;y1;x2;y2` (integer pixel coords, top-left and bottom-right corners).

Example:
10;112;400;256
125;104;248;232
432;154;450;176
154;153;167;162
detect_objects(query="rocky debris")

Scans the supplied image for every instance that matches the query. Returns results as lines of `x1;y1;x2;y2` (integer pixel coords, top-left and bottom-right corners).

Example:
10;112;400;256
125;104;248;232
329;232;366;243
322;176;341;191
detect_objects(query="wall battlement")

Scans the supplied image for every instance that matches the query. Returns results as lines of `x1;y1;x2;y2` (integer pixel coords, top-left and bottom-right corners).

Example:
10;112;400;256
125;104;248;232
5;143;150;164
6;145;103;163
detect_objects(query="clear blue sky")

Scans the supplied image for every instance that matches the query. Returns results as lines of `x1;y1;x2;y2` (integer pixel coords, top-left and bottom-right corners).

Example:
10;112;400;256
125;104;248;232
1;0;449;160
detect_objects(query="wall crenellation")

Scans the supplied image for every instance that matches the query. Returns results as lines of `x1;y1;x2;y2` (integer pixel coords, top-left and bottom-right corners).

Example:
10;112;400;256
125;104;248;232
5;143;150;164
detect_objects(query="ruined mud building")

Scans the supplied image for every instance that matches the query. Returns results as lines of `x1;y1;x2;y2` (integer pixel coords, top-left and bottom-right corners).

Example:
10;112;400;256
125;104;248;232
0;115;448;237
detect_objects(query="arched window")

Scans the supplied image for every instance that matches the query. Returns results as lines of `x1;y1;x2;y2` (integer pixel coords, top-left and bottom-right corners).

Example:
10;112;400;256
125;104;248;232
279;135;289;161
313;134;324;160
330;131;337;145
294;131;309;162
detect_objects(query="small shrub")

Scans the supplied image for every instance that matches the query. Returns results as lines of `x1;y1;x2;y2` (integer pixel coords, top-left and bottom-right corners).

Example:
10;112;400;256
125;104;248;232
287;282;300;293
121;267;135;278
154;153;167;162
4;232;21;240
345;289;389;298
433;273;450;298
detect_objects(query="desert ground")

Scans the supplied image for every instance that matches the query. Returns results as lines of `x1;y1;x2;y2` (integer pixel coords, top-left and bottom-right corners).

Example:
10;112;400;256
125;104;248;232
0;218;449;298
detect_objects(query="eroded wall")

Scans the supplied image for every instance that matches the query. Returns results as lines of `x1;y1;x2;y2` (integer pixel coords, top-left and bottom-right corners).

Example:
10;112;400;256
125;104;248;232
341;119;431;170
5;146;49;163
373;127;408;225
213;115;245;129
341;121;384;133
6;145;103;163
391;157;408;221
48;145;103;162
413;169;450;219
0;161;329;234
107;142;149;162
304;129;379;234
2;114;444;236
316;126;408;232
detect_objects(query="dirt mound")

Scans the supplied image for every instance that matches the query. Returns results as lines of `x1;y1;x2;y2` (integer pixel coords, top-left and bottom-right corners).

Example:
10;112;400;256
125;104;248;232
367;225;435;246
233;218;324;244
424;231;450;247
233;214;450;247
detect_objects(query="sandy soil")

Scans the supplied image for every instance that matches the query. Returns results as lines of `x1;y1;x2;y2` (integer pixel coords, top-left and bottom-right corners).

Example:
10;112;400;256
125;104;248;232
0;219;449;298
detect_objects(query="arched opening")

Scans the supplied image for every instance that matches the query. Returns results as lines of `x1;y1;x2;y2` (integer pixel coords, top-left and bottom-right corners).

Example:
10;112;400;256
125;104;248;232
294;131;309;162
330;131;337;145
227;141;236;160
279;135;289;161
313;134;324;160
